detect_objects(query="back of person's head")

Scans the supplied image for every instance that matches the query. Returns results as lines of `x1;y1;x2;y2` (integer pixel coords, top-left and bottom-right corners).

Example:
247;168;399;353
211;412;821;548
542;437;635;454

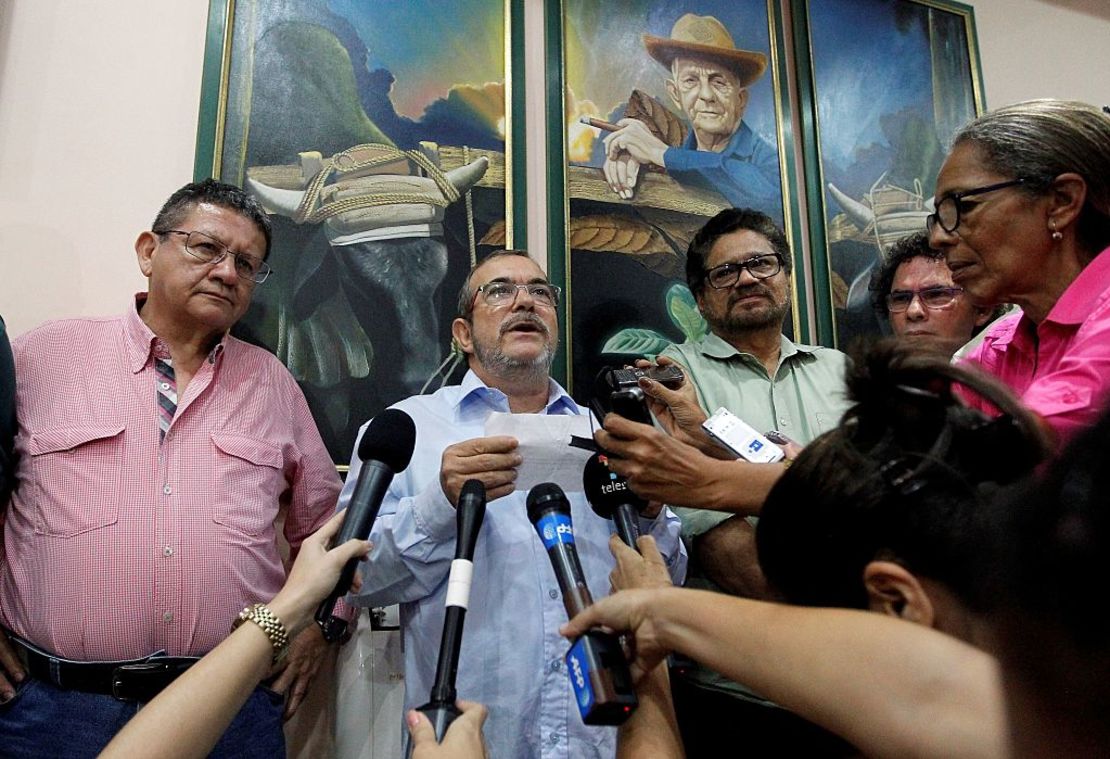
685;208;792;294
983;407;1110;756
756;340;1049;626
153;178;273;258
953;99;1110;256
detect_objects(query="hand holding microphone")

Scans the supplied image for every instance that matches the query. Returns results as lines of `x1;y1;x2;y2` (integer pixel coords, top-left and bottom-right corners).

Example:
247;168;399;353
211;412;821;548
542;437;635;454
316;409;416;642
527;483;638;725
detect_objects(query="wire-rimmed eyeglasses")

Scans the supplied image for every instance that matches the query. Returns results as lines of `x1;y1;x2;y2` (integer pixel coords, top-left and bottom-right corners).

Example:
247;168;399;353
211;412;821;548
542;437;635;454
156;229;273;284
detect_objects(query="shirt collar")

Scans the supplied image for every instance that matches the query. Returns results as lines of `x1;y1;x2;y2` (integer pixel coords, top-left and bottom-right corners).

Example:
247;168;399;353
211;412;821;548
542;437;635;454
1043;244;1110;326
125;293;227;373
696;330;815;362
455;369;578;415
683;120;755;156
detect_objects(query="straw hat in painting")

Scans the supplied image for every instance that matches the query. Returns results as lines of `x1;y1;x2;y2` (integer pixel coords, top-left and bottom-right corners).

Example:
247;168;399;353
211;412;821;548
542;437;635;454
644;13;767;88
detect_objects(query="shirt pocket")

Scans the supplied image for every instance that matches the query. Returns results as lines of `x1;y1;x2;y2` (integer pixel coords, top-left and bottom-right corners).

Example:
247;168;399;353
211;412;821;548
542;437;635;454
812;411;840;436
210;431;285;537
26;425;125;537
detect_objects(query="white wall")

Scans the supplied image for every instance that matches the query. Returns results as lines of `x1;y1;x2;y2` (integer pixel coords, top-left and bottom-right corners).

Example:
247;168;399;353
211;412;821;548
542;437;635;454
0;0;1107;337
0;1;209;337
973;0;1110;108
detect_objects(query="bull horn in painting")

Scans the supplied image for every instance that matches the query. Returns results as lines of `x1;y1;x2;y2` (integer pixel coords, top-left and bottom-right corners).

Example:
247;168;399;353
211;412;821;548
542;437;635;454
827;182;874;229
444;156;489;196
244;176;306;218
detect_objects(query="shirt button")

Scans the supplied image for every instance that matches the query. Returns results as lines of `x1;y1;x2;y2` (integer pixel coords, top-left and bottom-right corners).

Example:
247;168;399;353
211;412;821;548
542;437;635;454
549;732;559;745
160;382;170;391
163;484;172;495
548;589;559;600
162;611;174;623
162;546;174;557
778;418;789;427
549;659;561;673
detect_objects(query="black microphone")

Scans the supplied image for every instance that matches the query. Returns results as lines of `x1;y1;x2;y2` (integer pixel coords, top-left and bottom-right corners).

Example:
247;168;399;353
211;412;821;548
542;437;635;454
410;479;487;748
582;453;644;549
526;483;637;725
316;408;416;642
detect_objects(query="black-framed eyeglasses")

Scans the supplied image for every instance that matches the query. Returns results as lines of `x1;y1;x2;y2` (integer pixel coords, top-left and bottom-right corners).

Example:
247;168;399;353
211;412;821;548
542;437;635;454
156;229;273;284
472;281;561;309
886;286;964;313
926;179;1026;235
705;254;783;289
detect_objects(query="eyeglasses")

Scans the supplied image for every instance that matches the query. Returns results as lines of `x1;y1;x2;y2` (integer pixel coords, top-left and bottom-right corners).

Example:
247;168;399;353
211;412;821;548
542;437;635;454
886;286;964;312
156;230;273;284
472;281;561;309
705;254;783;289
926;179;1026;235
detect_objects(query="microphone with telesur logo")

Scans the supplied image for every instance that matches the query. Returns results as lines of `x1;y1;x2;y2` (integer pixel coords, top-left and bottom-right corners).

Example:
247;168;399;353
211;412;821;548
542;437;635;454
526;483;637;725
582;452;644;549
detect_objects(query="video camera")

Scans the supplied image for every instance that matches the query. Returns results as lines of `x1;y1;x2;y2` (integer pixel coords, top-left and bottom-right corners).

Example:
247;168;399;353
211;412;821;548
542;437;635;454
589;364;684;426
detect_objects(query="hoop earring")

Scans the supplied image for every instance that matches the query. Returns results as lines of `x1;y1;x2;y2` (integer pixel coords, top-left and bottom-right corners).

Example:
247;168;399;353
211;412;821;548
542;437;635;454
1050;220;1063;241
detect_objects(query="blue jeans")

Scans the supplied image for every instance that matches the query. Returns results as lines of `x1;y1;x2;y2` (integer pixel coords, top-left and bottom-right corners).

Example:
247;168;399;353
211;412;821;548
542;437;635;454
0;675;286;758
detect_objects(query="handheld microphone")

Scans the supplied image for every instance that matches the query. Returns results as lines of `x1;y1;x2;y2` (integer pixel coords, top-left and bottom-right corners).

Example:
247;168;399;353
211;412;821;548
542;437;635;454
316;408;416;642
526;483;637;725
410;479;487;747
582;453;644;549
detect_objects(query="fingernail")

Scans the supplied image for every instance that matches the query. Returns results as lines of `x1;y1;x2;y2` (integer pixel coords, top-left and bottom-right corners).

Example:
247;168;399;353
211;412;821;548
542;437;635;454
406;710;419;728
13;670;24;683
0;689;12;703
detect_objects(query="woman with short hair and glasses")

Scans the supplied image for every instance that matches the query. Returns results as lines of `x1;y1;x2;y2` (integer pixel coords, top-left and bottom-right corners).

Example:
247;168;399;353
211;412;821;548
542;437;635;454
927;99;1110;440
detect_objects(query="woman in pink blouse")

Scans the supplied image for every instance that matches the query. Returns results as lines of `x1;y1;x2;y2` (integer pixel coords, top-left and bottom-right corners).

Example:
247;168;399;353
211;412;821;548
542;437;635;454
927;100;1110;441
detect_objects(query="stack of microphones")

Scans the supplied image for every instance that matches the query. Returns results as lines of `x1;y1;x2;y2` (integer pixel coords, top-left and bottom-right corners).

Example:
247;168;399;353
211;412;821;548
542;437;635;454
527;482;639;725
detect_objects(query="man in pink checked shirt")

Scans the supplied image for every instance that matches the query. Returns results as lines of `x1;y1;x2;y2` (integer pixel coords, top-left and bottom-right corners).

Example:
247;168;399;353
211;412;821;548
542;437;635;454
0;180;343;758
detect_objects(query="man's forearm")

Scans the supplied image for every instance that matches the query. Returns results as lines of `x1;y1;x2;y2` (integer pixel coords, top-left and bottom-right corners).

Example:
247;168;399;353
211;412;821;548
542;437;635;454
654;589;1007;759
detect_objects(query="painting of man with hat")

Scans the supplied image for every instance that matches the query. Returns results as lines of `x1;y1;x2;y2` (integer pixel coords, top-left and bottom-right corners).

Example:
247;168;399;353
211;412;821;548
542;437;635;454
600;12;782;217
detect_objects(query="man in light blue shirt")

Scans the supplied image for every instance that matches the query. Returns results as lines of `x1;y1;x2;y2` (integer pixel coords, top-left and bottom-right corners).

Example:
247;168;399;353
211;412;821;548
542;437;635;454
341;250;686;758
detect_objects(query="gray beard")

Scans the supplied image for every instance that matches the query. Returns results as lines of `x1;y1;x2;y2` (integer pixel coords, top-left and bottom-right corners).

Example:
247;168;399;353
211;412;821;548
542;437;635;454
712;298;790;333
472;336;556;385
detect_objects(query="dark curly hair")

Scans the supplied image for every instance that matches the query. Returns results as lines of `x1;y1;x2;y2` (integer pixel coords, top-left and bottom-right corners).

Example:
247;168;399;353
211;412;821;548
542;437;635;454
756;339;1049;612
685;208;792;295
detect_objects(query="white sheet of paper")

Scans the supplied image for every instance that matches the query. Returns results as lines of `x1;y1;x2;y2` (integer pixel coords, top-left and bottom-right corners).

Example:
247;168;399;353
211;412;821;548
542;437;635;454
484;412;596;492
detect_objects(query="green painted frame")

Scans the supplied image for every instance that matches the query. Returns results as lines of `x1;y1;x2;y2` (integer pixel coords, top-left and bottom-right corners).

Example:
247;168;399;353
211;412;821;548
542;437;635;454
193;0;530;245
546;0;810;394
192;0;531;464
791;0;987;347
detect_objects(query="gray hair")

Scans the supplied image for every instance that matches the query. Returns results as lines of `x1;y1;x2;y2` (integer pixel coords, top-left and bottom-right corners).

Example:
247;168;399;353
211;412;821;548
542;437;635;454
952;100;1110;256
455;249;537;318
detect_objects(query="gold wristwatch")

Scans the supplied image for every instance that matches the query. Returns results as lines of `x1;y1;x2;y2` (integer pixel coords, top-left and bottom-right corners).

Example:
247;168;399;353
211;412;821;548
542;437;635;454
232;603;290;664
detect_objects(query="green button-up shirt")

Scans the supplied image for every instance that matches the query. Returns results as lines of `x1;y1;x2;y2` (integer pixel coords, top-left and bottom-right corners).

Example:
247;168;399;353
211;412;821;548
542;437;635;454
662;331;850;700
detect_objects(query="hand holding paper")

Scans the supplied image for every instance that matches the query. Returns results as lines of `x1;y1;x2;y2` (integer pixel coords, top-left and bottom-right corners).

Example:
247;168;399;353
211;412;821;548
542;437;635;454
483;412;596;493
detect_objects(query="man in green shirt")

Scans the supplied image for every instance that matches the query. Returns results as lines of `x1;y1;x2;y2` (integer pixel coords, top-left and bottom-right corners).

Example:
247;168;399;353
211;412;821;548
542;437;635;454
662;208;852;756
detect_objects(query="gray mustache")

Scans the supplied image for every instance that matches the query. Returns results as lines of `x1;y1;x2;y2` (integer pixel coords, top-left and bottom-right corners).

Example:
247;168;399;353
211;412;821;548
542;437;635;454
499;314;550;337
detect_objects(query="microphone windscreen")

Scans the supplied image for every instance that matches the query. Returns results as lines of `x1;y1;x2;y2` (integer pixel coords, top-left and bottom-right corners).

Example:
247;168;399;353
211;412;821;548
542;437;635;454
357;408;417;471
459;478;486;505
583;453;646;516
526;482;570;524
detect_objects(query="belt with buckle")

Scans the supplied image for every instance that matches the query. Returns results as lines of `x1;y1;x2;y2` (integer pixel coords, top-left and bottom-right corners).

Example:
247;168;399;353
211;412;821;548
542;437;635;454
9;633;200;702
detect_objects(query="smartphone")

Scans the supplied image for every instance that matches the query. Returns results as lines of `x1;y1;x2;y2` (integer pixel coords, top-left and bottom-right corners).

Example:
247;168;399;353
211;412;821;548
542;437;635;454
701;407;785;464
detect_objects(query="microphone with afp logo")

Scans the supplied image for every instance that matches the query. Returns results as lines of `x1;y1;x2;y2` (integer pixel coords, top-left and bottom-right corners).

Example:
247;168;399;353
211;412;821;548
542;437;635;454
526;483;637;725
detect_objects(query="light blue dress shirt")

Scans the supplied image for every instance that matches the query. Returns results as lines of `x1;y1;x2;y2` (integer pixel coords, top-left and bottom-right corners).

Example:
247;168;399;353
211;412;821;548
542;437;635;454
341;370;687;758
